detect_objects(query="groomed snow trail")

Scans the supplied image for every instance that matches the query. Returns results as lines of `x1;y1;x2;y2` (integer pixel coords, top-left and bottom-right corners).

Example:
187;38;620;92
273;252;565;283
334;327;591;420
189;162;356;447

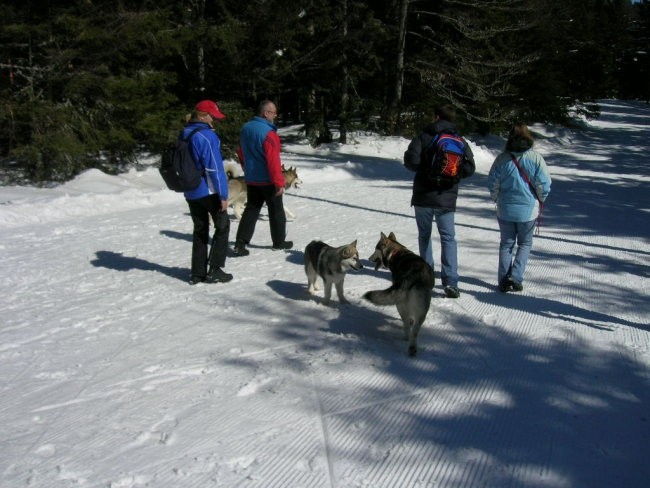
1;101;648;488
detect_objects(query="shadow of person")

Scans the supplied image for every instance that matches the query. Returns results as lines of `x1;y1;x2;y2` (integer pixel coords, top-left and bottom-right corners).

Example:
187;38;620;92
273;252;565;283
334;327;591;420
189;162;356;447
461;276;647;331
91;251;187;282
159;230;193;242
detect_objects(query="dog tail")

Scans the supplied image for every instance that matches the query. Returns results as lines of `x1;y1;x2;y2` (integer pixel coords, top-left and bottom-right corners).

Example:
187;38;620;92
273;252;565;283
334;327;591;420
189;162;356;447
224;160;243;179
363;287;402;306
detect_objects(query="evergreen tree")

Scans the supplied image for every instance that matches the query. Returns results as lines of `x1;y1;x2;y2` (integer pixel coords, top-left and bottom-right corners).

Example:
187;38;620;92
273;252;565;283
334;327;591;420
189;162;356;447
403;0;541;133
618;0;650;101
0;0;644;184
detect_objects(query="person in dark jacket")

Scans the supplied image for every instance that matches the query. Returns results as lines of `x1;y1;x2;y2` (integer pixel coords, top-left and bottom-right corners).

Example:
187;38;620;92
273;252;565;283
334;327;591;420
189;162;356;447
233;100;292;255
403;104;475;298
184;99;233;285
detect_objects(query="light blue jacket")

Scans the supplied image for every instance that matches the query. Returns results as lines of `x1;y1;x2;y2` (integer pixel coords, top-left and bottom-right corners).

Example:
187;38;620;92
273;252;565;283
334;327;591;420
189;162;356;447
487;148;551;222
182;122;229;201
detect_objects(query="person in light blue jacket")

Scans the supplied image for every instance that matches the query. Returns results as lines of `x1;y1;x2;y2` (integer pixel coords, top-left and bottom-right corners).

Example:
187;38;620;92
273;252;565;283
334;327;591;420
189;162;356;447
487;123;551;292
183;99;232;285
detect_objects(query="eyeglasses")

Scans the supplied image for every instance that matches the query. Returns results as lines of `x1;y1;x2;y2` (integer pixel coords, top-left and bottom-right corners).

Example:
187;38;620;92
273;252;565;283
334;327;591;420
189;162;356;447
266;110;277;115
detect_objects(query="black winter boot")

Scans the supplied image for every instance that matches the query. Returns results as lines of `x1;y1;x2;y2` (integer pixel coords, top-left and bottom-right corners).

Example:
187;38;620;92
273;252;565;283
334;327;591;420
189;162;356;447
206;267;233;283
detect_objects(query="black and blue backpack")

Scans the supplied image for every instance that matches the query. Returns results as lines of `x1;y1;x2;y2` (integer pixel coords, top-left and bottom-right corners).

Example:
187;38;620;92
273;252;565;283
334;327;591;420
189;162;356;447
159;127;205;192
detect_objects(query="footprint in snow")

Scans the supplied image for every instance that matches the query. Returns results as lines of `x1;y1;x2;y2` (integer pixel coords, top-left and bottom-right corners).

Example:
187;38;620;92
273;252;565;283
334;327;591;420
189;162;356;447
237;376;281;396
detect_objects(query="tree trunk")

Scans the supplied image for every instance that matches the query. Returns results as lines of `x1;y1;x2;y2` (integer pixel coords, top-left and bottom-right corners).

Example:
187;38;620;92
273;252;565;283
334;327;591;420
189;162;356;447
339;0;349;144
387;0;409;133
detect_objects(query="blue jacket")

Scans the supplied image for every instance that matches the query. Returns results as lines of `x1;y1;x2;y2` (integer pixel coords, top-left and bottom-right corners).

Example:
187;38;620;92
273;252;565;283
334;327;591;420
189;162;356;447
487;148;551;222
239;116;278;185
182;122;229;201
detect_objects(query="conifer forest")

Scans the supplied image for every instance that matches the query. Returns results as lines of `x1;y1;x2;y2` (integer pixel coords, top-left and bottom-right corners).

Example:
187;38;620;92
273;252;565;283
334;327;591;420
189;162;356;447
1;0;648;183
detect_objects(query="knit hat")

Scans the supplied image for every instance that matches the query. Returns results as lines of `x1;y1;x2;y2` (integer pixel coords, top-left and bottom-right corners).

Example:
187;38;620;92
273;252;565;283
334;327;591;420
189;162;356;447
196;100;226;119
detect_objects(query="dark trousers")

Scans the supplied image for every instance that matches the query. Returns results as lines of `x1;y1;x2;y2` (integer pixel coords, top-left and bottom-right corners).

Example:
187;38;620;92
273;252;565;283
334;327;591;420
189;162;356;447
187;194;230;278
235;184;287;246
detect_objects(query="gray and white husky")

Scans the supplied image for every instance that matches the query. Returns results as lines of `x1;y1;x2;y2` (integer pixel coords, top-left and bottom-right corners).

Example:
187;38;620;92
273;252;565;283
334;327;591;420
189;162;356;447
363;232;435;357
226;162;302;220
304;239;363;305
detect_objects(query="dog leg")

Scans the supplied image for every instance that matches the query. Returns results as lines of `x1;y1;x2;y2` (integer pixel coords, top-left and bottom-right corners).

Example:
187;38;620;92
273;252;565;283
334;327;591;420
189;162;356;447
233;203;243;220
284;205;295;220
397;304;419;356
305;261;319;295
307;275;319;295
408;319;423;357
335;280;349;304
323;282;333;305
402;320;411;342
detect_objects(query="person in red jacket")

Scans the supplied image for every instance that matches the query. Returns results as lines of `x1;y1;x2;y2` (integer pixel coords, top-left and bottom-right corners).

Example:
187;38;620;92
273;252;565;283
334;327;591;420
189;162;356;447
233;100;293;256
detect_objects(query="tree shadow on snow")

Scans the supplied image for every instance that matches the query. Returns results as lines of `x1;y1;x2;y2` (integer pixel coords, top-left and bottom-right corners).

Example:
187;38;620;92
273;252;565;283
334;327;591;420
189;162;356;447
223;274;650;488
214;103;650;487
288;193;413;220
266;277;404;349
461;275;648;332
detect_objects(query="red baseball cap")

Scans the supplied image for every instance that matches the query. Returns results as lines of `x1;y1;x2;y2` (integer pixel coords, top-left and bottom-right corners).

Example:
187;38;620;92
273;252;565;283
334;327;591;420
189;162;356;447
196;99;226;120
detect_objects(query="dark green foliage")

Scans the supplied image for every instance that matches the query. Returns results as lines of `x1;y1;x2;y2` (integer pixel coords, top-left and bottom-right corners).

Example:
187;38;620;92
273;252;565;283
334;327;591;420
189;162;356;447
619;0;650;101
0;0;645;184
211;101;253;161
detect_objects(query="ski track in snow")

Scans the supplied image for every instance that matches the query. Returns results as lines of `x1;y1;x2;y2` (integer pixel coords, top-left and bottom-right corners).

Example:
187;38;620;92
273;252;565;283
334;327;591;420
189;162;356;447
1;100;649;487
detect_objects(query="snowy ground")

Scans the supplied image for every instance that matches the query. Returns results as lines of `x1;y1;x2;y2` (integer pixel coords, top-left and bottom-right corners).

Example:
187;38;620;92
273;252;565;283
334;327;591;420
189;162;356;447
1;100;648;488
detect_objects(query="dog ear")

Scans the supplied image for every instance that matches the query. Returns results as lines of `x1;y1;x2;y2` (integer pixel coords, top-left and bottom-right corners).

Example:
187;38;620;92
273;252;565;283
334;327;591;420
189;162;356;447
351;239;357;247
388;232;397;241
380;232;387;239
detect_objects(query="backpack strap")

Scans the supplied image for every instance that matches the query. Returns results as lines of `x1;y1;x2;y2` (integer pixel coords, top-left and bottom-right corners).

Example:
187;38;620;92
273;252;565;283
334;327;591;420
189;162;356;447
426;129;455;148
425;132;439;153
182;126;205;143
511;153;543;234
181;127;207;173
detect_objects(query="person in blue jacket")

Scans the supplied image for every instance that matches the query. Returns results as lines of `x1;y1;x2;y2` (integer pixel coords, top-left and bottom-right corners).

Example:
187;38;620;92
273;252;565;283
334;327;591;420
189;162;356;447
184;99;233;285
487;123;552;292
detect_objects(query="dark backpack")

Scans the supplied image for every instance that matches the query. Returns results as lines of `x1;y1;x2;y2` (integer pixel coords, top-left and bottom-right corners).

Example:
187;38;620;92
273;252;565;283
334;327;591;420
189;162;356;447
159;127;205;192
425;131;465;187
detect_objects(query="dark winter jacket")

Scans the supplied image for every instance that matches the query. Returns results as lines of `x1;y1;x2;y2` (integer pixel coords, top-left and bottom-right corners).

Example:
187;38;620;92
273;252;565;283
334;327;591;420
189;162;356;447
403;120;475;211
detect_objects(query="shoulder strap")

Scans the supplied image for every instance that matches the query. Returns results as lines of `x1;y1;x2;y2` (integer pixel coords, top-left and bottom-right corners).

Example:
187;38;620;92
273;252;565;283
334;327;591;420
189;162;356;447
510;154;538;197
426;132;440;150
181;126;204;142
511;153;544;234
182;127;207;172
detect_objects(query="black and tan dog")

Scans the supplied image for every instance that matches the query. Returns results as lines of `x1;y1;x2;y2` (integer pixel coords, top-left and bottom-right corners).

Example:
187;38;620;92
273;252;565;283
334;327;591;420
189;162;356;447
364;232;435;356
